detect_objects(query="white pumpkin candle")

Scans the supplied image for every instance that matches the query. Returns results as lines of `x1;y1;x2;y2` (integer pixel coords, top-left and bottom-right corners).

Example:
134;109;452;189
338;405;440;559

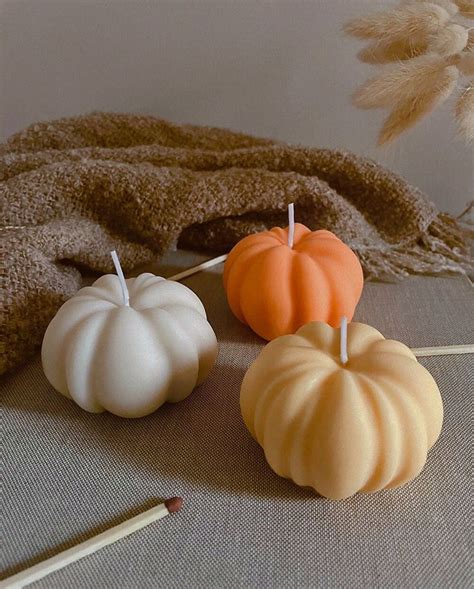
42;252;218;418
240;321;443;500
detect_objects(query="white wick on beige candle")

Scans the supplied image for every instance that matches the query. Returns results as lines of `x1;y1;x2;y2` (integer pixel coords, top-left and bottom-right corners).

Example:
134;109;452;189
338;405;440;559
287;203;295;248
340;317;348;365
110;250;130;307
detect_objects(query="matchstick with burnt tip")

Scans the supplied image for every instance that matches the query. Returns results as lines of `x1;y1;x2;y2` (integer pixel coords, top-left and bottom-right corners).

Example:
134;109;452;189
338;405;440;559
0;497;183;589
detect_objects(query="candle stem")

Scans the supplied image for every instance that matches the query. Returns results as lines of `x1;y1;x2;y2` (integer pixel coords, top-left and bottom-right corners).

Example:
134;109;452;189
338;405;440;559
340;316;348;365
110;250;130;307
287;203;295;248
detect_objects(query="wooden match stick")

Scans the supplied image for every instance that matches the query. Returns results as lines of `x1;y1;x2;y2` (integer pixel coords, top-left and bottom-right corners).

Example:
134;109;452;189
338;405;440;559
411;344;474;357
168;254;228;281
0;497;183;589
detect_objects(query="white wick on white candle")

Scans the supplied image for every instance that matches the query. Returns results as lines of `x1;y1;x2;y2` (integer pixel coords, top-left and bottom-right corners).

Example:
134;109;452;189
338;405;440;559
287;203;295;248
110;250;130;307
340;316;348;365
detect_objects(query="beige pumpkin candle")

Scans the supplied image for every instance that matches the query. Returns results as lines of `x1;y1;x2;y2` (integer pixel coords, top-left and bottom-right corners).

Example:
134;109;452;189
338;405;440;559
240;320;443;500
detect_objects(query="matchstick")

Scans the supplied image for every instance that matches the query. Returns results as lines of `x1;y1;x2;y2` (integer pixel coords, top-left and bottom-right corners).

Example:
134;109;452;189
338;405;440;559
168;254;228;281
0;497;183;589
411;344;474;357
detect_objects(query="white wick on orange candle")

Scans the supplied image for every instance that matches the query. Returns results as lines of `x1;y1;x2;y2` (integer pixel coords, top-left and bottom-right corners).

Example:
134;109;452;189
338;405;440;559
340;316;348;365
287;203;295;248
110;250;130;307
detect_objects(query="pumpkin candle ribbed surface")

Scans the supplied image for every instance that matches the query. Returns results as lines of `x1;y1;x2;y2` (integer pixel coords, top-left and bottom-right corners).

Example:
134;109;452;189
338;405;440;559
223;223;364;340
240;321;443;499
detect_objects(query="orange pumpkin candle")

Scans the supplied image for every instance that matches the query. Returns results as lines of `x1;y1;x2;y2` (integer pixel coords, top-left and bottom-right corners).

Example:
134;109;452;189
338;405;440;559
223;204;364;340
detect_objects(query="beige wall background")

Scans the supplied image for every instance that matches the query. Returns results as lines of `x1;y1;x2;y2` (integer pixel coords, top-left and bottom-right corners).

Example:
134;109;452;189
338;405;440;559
1;0;472;213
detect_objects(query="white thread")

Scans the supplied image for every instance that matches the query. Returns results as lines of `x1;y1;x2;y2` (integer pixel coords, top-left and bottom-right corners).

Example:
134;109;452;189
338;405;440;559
340;316;348;365
287;203;295;248
110;250;130;307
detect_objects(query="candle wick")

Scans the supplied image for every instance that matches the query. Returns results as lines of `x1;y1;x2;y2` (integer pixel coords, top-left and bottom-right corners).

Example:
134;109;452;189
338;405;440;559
340;316;348;365
287;203;295;248
110;250;130;307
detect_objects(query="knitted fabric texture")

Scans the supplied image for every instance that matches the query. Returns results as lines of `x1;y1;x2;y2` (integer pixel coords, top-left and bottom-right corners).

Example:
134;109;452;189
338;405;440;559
0;112;470;374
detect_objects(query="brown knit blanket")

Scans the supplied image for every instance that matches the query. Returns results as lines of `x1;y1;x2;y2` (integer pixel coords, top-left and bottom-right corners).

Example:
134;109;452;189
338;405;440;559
1;112;470;374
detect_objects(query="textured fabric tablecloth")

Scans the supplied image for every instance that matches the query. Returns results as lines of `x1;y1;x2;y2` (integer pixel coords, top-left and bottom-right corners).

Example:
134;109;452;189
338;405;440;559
2;251;473;588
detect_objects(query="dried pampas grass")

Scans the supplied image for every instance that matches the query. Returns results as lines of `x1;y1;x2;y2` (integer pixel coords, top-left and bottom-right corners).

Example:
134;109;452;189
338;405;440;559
467;30;474;51
407;0;459;17
353;56;457;109
455;85;474;139
454;0;474;18
344;3;450;40
428;23;469;54
357;37;428;64
346;0;473;144
458;52;474;75
379;67;459;143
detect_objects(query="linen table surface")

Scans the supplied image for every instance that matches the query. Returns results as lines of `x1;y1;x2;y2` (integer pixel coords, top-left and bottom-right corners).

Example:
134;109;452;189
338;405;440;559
2;250;473;588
